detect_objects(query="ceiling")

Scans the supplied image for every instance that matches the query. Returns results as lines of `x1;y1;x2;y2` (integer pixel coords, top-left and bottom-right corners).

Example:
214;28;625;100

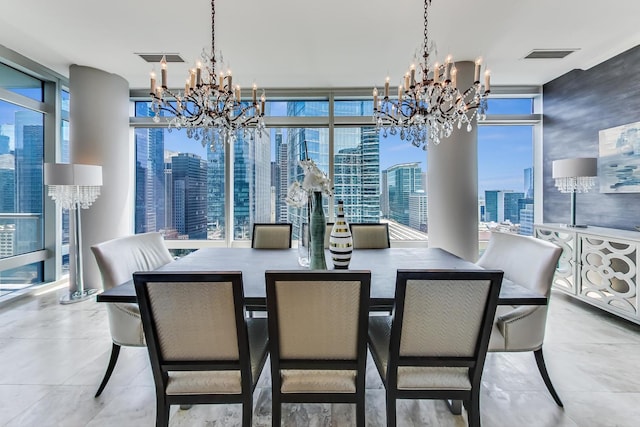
0;0;639;91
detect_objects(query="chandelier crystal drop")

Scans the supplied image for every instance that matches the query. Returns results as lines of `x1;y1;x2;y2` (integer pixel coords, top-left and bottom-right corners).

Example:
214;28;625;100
149;0;265;148
373;0;490;150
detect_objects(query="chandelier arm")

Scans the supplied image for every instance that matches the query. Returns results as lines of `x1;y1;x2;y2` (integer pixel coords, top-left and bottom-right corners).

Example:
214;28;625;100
373;0;489;148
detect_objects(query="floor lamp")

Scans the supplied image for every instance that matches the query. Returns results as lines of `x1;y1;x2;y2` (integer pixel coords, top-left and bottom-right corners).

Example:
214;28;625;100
552;157;597;228
45;163;102;304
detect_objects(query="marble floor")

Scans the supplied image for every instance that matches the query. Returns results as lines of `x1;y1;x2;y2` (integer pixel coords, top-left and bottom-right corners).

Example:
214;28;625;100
1;289;639;427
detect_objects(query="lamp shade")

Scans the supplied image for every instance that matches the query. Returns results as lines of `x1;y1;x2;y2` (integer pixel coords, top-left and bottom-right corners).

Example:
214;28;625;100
44;163;102;186
552;158;597;179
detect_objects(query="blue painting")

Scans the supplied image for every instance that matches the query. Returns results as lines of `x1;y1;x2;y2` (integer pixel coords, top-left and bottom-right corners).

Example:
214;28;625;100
599;122;640;193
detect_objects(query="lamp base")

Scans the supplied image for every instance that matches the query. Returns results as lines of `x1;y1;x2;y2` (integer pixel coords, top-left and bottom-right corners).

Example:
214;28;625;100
59;288;98;305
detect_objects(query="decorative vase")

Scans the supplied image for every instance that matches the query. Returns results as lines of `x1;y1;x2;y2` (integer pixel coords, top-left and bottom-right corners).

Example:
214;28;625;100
329;200;353;269
309;191;327;270
297;206;310;267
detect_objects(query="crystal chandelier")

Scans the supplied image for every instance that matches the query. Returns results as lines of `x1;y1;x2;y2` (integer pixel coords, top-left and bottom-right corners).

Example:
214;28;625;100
149;0;265;147
373;0;490;150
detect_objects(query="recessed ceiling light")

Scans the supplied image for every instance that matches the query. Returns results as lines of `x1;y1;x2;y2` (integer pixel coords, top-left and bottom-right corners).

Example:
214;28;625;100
136;53;184;63
524;49;578;59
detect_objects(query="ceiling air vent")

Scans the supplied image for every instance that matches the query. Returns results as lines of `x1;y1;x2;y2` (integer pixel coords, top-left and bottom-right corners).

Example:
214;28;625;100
136;53;184;63
524;49;577;59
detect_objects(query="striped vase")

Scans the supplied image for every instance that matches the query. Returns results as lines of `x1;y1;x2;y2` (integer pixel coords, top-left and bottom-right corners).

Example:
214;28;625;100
330;200;353;269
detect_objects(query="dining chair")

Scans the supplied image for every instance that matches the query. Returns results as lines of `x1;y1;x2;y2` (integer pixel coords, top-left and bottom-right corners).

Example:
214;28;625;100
251;223;292;248
476;231;564;406
91;232;173;397
349;222;390;249
265;270;371;427
368;269;503;427
133;271;269;427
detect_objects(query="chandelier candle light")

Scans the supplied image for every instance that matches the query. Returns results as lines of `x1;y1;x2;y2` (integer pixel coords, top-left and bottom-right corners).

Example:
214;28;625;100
373;0;490;149
149;0;265;147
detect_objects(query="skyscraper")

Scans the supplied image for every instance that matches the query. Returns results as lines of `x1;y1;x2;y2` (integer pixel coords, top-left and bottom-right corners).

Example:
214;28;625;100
409;190;428;232
171;153;207;239
206;131;270;241
524;167;534;198
14;111;43;254
134;127;165;234
383;162;422;226
0;153;14;214
275;131;288;223
484;190;525;223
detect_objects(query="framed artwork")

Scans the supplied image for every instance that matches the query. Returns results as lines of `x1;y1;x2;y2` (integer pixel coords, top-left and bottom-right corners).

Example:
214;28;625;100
598;121;640;193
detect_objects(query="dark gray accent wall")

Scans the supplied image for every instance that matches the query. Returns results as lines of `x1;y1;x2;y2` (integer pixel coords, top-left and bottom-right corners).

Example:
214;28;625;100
543;45;640;230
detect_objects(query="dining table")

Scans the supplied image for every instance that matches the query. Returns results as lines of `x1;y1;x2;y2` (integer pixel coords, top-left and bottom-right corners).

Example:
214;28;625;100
96;247;547;308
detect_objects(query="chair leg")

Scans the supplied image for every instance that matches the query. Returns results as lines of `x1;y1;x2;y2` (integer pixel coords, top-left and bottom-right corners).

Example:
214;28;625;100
95;343;121;397
386;394;396;427
467;389;481;427
242;395;253;427
156;396;169;427
534;348;564;407
356;394;365;427
272;393;281;427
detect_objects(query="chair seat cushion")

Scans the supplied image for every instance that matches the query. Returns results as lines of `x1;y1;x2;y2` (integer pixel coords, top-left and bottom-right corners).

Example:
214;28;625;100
280;369;357;393
166;370;242;395
369;315;471;390
397;366;471;390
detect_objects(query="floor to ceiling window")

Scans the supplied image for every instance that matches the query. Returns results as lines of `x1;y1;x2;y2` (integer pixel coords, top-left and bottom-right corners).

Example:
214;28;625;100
132;90;539;248
0;63;45;294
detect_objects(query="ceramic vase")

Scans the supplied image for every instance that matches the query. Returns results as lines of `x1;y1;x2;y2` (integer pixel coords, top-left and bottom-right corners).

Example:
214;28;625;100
309;191;327;270
330;200;353;269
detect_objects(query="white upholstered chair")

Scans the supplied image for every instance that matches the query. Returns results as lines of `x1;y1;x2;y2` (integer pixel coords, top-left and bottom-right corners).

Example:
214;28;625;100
476;231;564;406
133;271;268;427
251;223;292;249
266;270;371;427
349;223;390;249
368;270;503;427
91;232;173;397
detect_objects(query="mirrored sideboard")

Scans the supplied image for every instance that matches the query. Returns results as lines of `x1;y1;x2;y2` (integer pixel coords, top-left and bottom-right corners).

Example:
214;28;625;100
535;224;640;325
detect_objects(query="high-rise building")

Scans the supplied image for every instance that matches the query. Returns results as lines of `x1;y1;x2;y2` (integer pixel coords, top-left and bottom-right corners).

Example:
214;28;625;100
286;102;329;238
171;153;207;239
207;140;225;238
207;132;270;240
484;191;499;222
383;162;422;226
134;127;165;234
0;134;9;154
409;190;428;232
275;131;288;223
14;111;42;254
504;192;525;223
519;202;534;235
0;153;15;214
0;224;15;258
331;101;380;223
381;170;389;218
524;167;534;198
484;190;525;223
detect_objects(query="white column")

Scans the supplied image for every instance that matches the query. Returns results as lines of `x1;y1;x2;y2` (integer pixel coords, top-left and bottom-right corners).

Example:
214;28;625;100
427;61;479;261
69;65;132;288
